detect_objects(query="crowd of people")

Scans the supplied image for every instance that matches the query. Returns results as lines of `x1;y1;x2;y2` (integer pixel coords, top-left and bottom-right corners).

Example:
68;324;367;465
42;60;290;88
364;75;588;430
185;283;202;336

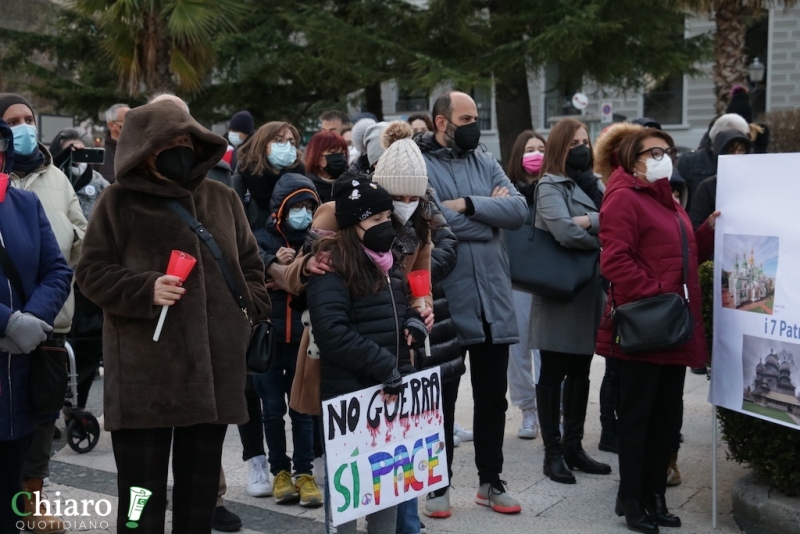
0;84;765;534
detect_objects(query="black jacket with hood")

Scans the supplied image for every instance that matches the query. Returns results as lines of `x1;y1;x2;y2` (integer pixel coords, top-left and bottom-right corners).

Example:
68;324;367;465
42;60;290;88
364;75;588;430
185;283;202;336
688;129;751;229
254;173;320;345
306;263;418;401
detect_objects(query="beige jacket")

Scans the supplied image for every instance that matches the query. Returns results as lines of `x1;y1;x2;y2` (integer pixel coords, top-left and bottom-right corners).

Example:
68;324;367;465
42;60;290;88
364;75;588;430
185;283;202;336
11;144;87;333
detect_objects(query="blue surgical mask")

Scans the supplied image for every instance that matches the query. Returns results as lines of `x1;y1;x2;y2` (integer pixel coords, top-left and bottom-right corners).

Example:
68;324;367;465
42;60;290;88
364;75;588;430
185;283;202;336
286;206;313;230
228;131;243;147
268;142;297;169
11;124;38;156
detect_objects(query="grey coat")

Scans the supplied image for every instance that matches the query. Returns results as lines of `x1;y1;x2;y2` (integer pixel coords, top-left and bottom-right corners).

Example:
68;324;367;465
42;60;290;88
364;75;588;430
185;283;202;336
529;173;604;355
418;134;528;346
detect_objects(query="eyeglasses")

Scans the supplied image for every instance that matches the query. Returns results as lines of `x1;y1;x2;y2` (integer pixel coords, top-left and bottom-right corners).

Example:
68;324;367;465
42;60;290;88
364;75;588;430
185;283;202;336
272;135;297;147
637;147;677;161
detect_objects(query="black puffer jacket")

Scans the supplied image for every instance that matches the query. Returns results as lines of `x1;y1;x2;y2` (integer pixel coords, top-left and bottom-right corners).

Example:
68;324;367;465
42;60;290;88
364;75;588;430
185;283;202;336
254;174;320;345
231;162;306;230
306;172;337;204
307;263;417;400
424;201;464;383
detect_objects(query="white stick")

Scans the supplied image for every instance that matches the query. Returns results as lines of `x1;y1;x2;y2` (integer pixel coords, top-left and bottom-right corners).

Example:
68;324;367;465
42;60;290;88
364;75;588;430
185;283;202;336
712;405;718;529
418;297;431;357
153;305;169;342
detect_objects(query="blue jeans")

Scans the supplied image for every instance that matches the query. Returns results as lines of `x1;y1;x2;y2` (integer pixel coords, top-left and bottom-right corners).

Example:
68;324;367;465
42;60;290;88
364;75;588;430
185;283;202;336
395;497;421;534
252;343;314;476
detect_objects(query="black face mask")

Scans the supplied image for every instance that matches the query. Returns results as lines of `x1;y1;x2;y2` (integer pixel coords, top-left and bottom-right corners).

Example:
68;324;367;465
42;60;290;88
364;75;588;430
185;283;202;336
155;146;195;182
360;221;396;253
565;144;591;172
447;120;481;152
323;153;348;179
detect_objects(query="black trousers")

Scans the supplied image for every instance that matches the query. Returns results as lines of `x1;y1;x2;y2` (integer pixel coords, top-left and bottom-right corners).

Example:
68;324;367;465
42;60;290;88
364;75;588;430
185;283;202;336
617;361;686;499
462;327;509;485
599;358;620;426
111;423;227;534
442;376;460;480
1;435;31;534
538;350;593;387
237;375;265;462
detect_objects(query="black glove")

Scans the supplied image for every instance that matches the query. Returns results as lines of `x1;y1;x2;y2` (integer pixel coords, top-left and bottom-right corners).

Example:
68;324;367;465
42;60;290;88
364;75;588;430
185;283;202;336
383;368;403;396
404;314;428;350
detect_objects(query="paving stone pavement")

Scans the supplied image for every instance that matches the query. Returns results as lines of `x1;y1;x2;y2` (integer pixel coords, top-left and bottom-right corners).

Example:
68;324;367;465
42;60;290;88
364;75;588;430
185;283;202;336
46;357;746;533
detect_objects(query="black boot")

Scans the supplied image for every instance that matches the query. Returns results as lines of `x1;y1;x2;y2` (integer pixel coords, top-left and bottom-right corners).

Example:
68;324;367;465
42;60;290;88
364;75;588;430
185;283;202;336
615;496;659;533
643;494;681;528
537;385;575;484
562;378;612;474
599;421;619;454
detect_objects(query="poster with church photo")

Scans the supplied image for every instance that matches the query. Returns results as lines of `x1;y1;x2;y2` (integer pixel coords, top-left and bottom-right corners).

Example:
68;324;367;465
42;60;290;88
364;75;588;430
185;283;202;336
720;234;778;315
741;335;800;426
710;153;800;431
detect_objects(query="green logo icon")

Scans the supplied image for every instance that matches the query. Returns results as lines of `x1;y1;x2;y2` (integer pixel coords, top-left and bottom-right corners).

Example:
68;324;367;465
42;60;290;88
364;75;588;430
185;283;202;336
126;487;152;529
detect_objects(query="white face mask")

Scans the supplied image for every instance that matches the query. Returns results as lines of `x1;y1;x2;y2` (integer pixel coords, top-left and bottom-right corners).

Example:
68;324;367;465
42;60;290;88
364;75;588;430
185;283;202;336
642;156;673;183
392;200;419;225
72;163;88;177
228;131;243;147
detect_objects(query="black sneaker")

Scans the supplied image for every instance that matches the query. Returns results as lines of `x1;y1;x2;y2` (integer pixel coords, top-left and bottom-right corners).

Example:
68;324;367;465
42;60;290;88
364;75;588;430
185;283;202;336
212;506;242;532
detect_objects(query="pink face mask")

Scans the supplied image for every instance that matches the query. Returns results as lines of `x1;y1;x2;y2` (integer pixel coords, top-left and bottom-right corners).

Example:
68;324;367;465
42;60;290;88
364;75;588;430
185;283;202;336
522;151;544;175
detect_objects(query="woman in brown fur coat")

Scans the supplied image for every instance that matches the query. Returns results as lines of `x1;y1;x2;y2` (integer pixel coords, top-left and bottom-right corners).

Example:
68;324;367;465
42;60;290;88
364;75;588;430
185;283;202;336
76;100;271;534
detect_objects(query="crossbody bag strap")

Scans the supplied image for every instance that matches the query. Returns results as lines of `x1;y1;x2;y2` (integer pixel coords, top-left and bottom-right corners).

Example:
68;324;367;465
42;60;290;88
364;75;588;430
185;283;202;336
165;200;251;321
675;212;690;303
0;240;27;304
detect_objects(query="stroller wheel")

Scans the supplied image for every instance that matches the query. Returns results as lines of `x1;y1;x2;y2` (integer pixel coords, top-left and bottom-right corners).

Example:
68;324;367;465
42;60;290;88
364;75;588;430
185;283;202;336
67;413;100;454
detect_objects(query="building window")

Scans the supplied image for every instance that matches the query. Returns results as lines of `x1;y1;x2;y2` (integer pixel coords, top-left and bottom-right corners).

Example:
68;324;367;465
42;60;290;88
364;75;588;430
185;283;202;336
396;88;429;113
643;73;684;126
470;86;493;130
543;62;582;128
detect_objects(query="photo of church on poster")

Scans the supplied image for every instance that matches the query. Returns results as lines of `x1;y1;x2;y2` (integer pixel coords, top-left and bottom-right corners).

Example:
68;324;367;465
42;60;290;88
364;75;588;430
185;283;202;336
709;153;800;432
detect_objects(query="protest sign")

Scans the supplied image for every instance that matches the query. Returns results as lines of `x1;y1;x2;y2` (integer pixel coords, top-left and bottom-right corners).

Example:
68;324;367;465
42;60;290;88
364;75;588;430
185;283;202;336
710;154;800;430
322;368;448;526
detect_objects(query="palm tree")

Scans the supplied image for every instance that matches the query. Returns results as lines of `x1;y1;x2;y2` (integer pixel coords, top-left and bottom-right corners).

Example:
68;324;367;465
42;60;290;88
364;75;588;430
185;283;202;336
673;0;798;114
71;0;245;96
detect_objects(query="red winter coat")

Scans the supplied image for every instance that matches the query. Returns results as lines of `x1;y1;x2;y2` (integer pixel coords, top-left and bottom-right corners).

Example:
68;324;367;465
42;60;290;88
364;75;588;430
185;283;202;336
595;167;714;367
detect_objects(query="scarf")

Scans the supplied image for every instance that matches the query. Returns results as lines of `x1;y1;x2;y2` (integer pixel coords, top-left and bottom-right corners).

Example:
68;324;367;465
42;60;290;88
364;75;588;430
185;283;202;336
568;168;603;210
12;149;45;176
361;245;394;273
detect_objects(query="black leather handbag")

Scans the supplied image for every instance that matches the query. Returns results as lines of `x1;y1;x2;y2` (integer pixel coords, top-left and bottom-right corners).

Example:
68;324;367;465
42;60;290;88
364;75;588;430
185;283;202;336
167;201;274;374
612;213;694;354
0;242;68;415
503;182;598;300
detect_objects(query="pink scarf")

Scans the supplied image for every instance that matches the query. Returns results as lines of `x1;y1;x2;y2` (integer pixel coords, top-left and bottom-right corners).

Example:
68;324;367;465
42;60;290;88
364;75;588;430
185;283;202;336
361;245;394;273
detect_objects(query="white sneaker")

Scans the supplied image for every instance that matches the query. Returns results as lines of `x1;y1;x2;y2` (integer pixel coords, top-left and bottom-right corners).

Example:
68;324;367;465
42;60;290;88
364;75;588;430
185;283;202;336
42;477;50;487
246;455;273;497
518;409;539;439
454;434;462;447
454;422;473;442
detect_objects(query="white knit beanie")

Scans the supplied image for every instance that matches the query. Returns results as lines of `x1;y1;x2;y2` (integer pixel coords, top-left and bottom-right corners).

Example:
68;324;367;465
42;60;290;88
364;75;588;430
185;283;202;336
351;118;376;154
372;121;428;197
709;113;750;142
364;121;389;166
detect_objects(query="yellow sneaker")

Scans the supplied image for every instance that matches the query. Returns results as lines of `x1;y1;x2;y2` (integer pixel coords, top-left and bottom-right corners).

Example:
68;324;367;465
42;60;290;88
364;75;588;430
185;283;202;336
273;471;299;504
295;474;323;508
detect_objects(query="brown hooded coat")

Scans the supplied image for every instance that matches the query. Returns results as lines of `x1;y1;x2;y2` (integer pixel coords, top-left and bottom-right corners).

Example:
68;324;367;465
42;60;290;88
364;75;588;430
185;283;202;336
76;101;271;431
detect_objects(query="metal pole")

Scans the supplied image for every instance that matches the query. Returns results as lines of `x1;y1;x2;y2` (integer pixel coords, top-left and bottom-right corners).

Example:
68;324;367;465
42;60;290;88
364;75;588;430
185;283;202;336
712;405;718;529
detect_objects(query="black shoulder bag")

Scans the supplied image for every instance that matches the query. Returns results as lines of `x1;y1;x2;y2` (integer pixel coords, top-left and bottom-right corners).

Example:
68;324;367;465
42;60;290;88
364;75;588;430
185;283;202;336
502;181;599;300
611;213;694;354
166;200;274;374
0;242;68;414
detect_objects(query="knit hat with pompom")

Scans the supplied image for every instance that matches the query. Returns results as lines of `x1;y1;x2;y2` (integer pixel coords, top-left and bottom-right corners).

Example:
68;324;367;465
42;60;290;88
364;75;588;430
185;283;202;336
372;121;428;197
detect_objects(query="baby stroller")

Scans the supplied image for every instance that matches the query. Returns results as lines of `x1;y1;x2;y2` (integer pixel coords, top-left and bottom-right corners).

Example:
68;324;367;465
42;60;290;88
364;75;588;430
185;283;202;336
62;285;103;453
62;341;101;453
61;343;100;454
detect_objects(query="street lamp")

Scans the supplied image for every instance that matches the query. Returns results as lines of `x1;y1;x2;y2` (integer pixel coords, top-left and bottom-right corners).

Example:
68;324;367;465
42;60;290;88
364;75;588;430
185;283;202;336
748;57;766;86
